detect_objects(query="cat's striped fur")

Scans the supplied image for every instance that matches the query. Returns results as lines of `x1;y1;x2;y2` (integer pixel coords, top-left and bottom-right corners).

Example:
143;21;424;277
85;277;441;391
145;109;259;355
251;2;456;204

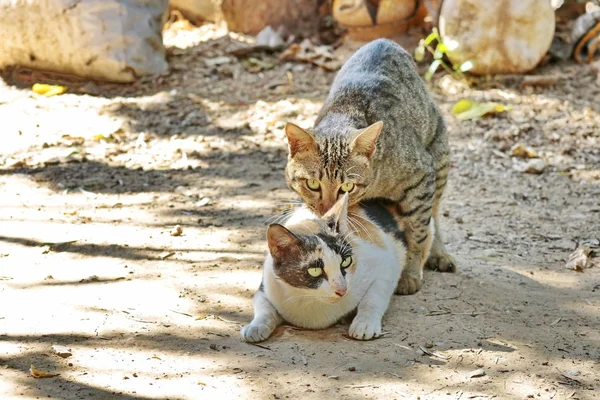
284;39;455;295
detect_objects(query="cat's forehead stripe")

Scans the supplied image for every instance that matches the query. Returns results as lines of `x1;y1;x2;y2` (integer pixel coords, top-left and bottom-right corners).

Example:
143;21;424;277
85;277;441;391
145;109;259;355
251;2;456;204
320;138;348;179
316;233;351;257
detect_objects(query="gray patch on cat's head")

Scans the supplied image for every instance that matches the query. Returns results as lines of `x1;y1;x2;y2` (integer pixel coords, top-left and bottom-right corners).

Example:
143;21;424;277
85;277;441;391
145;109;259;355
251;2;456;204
271;234;322;289
271;230;352;290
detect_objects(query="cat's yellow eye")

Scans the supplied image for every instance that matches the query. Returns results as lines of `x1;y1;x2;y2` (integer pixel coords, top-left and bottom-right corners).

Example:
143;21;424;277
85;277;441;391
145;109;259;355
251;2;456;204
307;267;323;277
340;182;355;192
306;179;321;191
341;256;352;268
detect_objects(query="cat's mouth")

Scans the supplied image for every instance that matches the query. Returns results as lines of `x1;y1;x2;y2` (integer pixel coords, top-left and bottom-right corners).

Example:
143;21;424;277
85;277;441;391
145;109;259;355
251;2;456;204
323;296;344;304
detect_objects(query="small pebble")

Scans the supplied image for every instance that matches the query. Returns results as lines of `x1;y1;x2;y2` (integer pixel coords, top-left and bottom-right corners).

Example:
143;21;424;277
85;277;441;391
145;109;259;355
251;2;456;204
51;345;72;358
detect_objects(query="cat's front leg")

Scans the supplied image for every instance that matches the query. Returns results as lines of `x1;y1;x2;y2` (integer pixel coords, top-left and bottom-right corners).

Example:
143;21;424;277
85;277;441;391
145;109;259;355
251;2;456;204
241;290;283;343
349;278;395;340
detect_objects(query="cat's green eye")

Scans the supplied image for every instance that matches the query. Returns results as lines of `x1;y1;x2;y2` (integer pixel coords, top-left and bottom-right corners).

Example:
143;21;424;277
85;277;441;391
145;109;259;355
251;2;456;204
307;267;323;277
306;179;321;191
341;256;352;268
340;182;355;192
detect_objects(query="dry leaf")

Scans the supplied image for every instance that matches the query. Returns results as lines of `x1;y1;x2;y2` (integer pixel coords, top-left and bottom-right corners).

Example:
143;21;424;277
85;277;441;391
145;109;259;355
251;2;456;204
30;364;59;378
170;225;183;237
566;245;593;271
195;314;214;320
510;143;538;159
550;317;562;326
280;39;343;71
242;57;277;72
467;368;486;378
419;345;450;359
452;99;512;120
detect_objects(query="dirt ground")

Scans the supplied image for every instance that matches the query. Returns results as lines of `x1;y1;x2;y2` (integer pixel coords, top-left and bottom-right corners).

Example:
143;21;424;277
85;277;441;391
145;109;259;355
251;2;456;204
1;23;599;400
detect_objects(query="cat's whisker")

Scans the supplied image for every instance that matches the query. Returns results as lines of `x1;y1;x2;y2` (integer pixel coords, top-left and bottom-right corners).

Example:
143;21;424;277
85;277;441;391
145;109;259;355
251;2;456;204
348;215;375;243
263;209;293;225
271;200;304;206
345;219;361;236
263;211;289;224
345;165;358;174
346;215;362;235
349;211;381;231
339;230;357;251
279;293;329;307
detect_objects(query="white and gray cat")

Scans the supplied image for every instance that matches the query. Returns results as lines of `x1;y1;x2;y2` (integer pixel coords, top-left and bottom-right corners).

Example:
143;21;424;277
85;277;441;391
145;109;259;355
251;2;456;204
241;194;434;342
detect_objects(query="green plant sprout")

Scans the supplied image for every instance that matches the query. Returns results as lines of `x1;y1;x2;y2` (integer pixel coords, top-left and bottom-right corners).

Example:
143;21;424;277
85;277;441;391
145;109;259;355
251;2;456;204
414;28;473;81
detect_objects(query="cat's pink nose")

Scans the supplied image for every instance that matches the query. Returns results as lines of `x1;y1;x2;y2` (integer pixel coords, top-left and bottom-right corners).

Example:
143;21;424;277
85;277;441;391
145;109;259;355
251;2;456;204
335;288;347;297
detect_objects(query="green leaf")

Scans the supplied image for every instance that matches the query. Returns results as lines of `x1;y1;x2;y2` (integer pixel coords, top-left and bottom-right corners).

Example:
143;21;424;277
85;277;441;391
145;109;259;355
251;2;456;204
424;59;441;81
424;31;438;45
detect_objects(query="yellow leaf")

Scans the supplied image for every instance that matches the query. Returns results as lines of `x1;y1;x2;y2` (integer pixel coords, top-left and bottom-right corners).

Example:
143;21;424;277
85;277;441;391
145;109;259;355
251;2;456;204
451;99;475;115
93;134;114;142
198;382;207;386
452;99;512;120
493;104;512;112
32;83;67;97
195;314;213;321
30;364;59;379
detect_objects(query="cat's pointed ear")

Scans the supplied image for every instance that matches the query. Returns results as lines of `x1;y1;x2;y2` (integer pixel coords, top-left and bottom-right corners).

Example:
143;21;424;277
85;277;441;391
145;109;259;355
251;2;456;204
323;193;349;234
350;121;383;158
267;224;301;259
285;123;317;158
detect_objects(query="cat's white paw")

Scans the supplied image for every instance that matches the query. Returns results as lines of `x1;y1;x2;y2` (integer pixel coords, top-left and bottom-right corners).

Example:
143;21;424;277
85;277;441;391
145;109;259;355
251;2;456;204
241;323;274;343
348;317;381;341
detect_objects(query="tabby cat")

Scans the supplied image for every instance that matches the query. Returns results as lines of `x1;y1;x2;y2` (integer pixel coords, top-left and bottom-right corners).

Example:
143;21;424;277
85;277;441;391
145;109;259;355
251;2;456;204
284;38;454;295
241;194;434;343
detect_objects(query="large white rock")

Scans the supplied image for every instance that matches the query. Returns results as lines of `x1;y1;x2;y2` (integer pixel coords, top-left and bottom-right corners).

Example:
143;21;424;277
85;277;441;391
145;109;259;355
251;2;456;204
439;0;555;75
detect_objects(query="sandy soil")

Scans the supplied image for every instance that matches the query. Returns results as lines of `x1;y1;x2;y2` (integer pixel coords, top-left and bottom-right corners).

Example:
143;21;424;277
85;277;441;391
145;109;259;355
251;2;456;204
1;23;599;400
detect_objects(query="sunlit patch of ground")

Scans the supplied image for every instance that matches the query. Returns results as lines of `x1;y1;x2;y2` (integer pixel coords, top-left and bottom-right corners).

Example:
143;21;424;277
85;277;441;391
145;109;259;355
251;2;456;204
1;22;599;400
